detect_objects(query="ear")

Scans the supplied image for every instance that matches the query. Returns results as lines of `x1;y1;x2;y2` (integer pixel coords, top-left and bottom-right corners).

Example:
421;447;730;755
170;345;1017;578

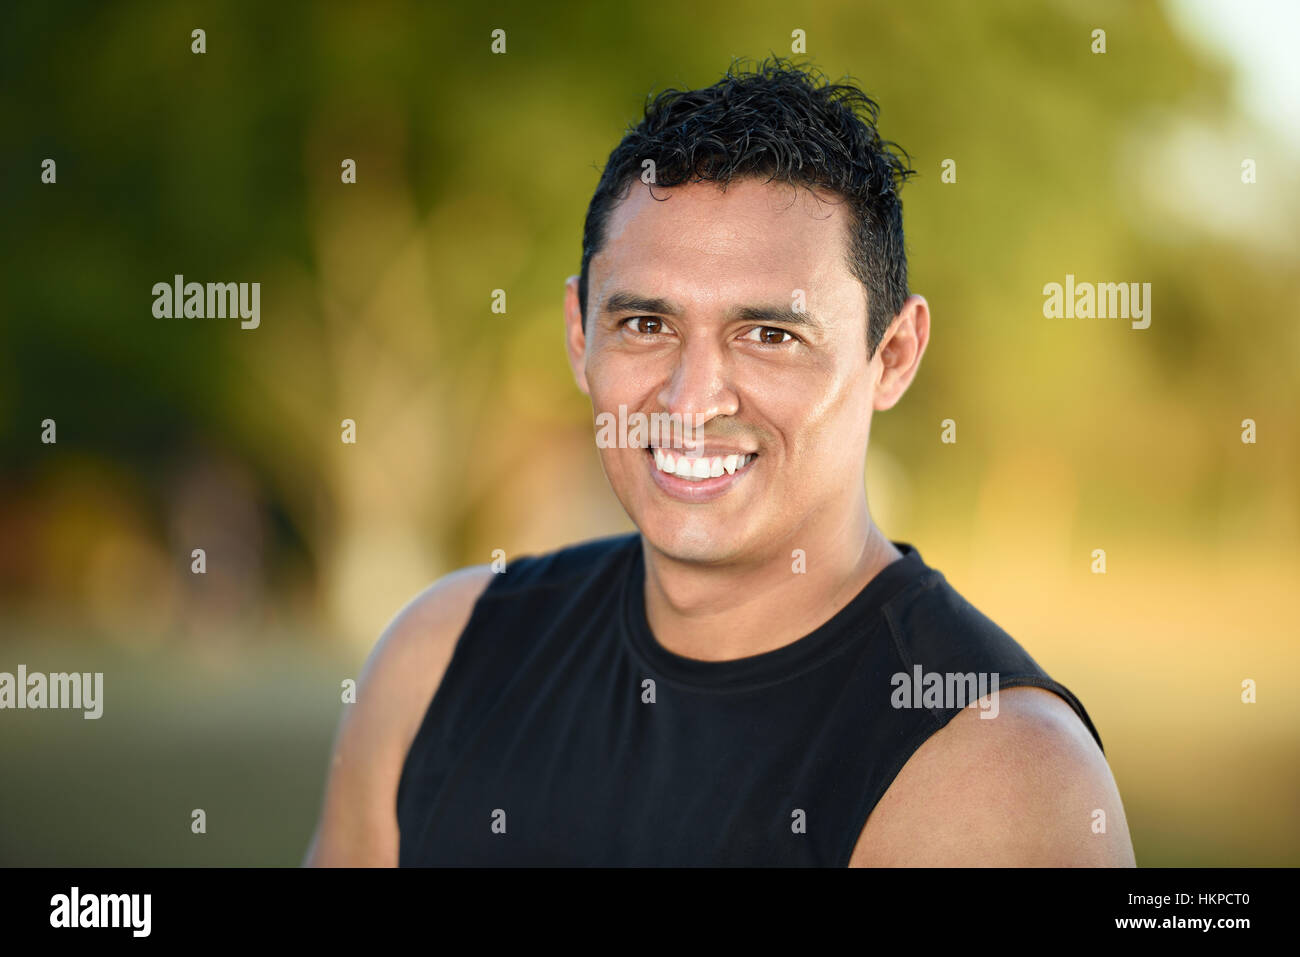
564;275;590;395
872;294;930;411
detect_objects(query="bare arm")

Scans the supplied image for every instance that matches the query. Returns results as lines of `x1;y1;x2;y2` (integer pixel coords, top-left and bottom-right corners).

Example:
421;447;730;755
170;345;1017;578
850;685;1136;866
302;565;495;867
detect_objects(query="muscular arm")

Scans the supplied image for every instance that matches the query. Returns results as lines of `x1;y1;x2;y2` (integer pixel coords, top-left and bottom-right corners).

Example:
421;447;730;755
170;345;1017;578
849;685;1136;866
302;565;495;867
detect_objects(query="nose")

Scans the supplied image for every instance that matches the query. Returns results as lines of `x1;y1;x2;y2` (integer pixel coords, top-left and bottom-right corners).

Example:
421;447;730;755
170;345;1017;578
656;335;740;441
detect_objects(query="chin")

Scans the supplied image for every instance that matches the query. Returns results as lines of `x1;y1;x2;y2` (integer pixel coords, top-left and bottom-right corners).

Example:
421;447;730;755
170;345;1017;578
602;449;771;565
635;511;753;565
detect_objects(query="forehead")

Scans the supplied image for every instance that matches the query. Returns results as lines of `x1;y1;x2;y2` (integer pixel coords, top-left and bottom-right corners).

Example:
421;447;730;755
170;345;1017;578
591;177;857;307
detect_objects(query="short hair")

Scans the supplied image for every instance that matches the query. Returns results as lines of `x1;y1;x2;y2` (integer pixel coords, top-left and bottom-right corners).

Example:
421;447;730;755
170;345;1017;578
579;55;917;355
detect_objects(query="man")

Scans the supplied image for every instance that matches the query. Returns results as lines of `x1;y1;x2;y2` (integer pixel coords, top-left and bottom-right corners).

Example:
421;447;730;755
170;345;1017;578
305;57;1135;867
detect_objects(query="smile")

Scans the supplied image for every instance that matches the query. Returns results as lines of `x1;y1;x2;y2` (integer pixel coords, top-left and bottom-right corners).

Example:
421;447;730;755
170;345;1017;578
651;448;757;481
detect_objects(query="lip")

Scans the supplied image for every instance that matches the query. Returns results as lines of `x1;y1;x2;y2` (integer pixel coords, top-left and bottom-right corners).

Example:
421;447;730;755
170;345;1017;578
644;448;757;503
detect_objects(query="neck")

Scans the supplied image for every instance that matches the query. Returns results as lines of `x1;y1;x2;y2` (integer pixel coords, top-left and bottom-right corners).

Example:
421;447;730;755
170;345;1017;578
640;497;901;661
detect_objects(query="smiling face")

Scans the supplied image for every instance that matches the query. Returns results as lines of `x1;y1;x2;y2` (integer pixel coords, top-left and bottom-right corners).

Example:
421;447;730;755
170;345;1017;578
565;177;892;567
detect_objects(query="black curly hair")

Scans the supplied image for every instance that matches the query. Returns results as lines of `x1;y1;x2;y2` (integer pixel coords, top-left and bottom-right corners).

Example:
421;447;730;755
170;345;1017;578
579;56;917;355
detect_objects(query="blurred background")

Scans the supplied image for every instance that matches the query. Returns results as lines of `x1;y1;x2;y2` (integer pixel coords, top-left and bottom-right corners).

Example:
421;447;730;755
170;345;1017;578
0;0;1296;865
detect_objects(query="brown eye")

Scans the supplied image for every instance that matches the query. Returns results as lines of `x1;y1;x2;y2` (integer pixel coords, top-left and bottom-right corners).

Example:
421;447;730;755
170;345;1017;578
628;317;664;334
747;326;793;345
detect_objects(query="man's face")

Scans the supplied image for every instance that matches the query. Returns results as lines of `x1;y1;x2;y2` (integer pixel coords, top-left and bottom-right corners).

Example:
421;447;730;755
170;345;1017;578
566;177;881;566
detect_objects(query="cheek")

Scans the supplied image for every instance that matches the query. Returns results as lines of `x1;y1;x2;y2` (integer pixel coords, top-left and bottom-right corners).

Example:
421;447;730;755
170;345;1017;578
586;343;662;405
746;363;869;461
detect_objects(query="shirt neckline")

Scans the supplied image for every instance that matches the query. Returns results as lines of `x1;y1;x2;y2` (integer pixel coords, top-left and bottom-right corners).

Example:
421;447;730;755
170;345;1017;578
619;538;931;693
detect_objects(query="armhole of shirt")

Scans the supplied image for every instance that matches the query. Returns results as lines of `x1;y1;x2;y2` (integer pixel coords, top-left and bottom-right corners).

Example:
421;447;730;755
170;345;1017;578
991;674;1105;754
394;570;504;821
839;674;1105;866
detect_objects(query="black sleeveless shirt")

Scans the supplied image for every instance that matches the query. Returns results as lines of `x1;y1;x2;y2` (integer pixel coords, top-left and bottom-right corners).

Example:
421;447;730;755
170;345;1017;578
396;533;1103;866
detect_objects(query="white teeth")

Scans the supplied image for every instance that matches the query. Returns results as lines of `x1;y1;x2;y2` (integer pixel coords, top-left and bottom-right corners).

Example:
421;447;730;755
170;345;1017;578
652;448;757;480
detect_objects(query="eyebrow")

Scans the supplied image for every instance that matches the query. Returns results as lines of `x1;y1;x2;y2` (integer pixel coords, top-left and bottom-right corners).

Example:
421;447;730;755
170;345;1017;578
600;291;823;329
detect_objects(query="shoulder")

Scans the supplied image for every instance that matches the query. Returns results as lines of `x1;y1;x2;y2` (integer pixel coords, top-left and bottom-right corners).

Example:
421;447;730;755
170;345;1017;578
376;564;498;665
346;563;500;726
349;562;499;759
849;685;1135;866
303;564;494;867
304;535;640;865
373;533;638;676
